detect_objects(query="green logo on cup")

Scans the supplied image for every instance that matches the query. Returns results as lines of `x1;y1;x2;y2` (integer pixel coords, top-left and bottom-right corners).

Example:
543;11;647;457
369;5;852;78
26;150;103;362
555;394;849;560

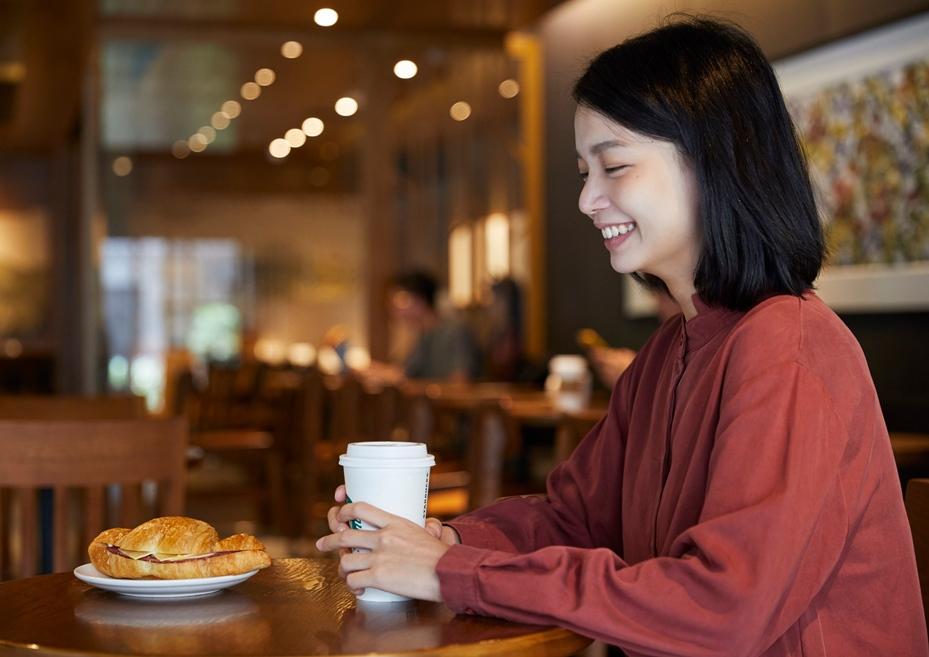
346;495;362;530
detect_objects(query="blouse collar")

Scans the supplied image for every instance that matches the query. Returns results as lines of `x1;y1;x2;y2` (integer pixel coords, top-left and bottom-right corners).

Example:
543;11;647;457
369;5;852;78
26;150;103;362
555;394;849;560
682;294;744;352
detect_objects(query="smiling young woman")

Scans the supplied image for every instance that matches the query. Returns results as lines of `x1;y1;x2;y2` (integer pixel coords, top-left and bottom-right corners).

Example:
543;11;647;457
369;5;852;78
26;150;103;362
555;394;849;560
575;111;702;316
316;17;928;657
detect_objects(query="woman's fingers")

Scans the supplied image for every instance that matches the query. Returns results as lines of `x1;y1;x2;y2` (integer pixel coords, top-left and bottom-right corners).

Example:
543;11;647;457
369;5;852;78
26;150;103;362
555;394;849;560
339;549;372;574
338;552;369;596
316;528;380;552
322;520;449;602
325;487;351;534
345;569;376;593
337;501;399;529
424;517;443;539
327;505;348;535
425;518;461;545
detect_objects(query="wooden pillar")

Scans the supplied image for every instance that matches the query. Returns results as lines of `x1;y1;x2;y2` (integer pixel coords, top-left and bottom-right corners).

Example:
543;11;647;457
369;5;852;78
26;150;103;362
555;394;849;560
506;32;546;359
362;48;396;361
76;15;100;394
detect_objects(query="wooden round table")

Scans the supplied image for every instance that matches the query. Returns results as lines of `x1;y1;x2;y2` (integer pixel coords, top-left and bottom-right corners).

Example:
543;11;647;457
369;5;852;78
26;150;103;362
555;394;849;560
0;558;591;657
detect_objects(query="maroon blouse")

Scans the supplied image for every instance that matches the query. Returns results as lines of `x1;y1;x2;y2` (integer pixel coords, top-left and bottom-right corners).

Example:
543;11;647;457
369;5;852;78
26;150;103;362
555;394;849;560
439;293;928;657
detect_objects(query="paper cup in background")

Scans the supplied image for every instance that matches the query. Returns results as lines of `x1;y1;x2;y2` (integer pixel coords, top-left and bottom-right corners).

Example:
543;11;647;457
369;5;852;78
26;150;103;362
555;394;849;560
339;441;435;603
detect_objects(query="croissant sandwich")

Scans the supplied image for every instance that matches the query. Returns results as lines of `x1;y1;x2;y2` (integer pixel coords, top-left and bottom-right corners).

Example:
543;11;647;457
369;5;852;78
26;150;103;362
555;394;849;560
88;516;271;579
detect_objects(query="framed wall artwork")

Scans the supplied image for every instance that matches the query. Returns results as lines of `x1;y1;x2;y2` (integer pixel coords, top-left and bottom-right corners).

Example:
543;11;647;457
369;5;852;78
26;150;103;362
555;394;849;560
776;11;929;312
624;12;929;317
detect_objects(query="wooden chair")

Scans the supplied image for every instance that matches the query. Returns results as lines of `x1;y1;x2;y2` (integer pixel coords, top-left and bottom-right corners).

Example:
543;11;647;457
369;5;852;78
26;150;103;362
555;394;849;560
303;372;405;531
402;383;532;516
181;364;290;535
471;395;609;511
905;478;929;629
0;418;187;579
0;395;147;420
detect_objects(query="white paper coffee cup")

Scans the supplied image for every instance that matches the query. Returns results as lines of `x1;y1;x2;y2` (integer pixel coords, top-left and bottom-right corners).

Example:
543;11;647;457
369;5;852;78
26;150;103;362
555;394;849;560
339;441;435;603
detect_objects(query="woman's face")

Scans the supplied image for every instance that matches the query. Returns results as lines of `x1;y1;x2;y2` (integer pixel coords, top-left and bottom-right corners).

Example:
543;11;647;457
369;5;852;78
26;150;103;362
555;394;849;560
574;105;700;294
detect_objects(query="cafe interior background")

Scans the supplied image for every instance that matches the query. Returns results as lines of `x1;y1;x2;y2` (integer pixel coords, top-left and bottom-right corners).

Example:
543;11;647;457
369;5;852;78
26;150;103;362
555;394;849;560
1;0;928;570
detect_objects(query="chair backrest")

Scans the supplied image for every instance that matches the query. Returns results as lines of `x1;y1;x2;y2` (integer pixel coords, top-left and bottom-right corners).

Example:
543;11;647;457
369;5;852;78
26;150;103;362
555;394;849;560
325;373;364;440
0;395;147;420
470;401;512;509
905;478;929;629
0;418;187;579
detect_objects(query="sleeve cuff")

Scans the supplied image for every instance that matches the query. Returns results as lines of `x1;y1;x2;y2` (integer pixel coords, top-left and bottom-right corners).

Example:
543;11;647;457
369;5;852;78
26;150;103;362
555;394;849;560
445;519;519;552
436;543;489;614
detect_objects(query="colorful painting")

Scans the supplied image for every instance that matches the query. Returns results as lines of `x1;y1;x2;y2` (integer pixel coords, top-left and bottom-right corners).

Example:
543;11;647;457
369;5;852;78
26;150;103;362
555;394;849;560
787;59;929;266
771;13;929;311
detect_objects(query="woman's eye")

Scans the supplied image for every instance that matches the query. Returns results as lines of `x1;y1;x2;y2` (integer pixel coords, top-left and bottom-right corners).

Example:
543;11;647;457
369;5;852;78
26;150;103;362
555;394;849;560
578;171;589;182
604;165;628;175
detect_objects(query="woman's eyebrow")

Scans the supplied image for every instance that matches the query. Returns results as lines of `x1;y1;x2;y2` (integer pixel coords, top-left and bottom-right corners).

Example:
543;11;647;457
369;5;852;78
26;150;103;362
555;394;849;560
575;139;630;158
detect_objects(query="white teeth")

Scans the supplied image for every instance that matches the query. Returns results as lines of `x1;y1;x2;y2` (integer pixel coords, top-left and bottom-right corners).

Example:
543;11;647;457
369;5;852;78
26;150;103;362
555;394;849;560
601;224;635;239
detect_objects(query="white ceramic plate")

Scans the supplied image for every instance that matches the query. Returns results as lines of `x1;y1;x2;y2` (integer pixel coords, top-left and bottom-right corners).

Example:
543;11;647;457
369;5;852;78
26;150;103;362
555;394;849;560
73;563;259;599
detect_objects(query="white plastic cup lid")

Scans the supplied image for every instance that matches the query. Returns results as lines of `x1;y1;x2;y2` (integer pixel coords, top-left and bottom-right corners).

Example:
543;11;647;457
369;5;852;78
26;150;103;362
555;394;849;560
548;354;588;375
339;441;435;468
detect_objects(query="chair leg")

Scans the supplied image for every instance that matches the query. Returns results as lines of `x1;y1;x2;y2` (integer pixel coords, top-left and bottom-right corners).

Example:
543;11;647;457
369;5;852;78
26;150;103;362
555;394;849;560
266;453;286;534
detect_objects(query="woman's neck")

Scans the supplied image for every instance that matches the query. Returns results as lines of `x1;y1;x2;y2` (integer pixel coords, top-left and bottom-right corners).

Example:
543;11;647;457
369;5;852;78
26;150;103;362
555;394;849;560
666;282;698;320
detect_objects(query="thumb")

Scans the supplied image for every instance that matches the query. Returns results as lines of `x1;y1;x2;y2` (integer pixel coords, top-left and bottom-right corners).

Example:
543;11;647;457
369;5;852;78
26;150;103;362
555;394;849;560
424;517;443;539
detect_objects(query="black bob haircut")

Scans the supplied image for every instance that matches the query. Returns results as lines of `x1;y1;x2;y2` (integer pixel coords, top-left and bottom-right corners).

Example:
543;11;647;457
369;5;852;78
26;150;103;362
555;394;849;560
392;270;438;309
573;16;825;311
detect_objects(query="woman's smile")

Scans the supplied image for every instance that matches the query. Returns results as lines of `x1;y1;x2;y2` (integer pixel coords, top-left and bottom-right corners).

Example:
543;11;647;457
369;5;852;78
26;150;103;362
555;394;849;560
598;222;637;249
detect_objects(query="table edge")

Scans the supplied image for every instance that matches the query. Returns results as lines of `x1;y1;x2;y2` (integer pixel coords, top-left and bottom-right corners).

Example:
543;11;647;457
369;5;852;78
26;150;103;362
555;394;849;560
1;627;592;657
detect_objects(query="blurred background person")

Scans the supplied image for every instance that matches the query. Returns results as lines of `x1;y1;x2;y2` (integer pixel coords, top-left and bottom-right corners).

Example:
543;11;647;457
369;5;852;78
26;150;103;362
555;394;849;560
482;277;544;384
319;324;351;373
360;270;481;384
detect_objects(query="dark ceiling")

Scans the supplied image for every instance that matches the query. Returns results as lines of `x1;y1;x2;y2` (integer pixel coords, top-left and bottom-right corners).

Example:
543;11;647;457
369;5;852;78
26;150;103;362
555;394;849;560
0;0;565;153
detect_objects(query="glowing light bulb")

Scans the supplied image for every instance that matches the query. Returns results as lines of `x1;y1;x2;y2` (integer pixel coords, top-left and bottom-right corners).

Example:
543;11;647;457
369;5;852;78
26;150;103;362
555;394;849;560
188;133;207;152
211;112;230;130
302;117;324;137
334;97;358;116
281;41;303;59
198;126;216;144
393;60;418;79
450;101;471;121
241;82;261;100
314;8;338;27
285;128;307;147
255;68;276;86
171;140;190;159
269;138;291;158
498;79;520;98
112;156;132;176
221;100;241;118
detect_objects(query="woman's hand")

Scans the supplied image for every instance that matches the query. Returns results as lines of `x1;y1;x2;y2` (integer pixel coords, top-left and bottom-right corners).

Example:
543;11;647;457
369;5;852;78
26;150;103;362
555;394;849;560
316;499;453;602
589;345;637;388
327;485;460;545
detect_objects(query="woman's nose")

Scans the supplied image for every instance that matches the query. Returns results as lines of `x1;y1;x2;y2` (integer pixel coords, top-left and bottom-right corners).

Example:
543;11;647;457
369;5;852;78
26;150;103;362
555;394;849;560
578;178;609;218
